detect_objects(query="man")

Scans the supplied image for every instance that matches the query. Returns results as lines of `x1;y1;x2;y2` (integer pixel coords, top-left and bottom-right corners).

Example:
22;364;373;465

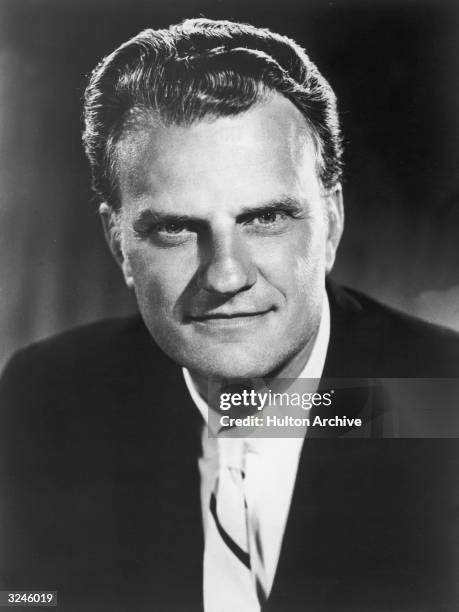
1;18;458;612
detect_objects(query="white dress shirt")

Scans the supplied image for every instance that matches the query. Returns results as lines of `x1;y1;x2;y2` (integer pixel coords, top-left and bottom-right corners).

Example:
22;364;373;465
182;293;330;604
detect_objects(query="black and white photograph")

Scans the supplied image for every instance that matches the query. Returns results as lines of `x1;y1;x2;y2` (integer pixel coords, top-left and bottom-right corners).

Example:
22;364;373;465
0;0;458;610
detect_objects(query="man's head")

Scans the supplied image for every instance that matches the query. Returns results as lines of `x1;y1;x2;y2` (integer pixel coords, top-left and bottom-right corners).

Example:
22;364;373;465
83;18;344;379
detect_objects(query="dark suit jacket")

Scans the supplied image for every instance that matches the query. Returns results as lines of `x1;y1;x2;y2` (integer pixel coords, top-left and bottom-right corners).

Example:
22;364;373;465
1;282;459;611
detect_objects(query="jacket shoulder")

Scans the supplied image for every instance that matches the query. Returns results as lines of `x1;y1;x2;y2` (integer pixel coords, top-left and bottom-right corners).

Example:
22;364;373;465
0;315;171;406
327;282;459;376
3;315;136;373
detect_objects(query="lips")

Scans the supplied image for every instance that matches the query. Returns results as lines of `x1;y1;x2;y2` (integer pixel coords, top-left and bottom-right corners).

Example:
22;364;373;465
191;310;269;321
188;308;273;322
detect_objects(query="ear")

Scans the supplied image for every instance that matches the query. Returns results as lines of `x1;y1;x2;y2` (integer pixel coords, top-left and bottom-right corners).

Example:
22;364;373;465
323;184;344;274
99;203;135;289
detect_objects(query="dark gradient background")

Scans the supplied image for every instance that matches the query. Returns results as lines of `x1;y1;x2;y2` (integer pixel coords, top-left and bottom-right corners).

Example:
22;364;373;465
1;0;458;370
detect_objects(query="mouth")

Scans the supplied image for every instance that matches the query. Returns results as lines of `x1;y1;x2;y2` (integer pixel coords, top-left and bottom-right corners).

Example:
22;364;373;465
186;308;274;325
191;310;270;321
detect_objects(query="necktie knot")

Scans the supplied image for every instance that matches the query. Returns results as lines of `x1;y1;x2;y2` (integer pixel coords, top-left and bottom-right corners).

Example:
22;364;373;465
218;437;247;471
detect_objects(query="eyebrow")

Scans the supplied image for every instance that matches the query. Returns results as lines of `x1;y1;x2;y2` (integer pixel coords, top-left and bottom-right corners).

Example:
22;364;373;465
132;197;305;228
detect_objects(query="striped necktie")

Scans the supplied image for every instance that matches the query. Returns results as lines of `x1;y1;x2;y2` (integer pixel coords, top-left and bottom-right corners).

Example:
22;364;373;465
203;446;260;612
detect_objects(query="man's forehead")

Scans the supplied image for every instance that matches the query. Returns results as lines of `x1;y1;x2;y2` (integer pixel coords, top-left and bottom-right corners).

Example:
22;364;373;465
114;94;317;202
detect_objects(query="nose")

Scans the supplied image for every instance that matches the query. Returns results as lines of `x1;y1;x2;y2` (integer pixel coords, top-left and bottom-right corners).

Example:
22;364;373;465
197;228;257;295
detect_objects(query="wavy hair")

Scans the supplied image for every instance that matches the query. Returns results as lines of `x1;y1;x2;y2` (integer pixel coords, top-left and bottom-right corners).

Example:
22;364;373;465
83;18;343;209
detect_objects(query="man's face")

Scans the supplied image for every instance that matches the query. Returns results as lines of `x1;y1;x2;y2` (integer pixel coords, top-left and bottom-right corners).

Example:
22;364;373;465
108;94;342;378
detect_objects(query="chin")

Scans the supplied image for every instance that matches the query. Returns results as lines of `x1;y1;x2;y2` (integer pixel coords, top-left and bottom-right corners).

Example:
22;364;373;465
181;348;283;380
152;326;294;379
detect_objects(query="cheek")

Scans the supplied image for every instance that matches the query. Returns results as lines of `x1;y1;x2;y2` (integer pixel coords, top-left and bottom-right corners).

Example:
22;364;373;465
126;246;191;309
256;223;326;295
293;235;325;285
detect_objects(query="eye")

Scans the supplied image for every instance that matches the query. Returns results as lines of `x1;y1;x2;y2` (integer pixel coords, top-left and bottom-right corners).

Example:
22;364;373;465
152;220;197;246
244;210;291;230
156;221;190;235
133;219;198;246
253;211;286;225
